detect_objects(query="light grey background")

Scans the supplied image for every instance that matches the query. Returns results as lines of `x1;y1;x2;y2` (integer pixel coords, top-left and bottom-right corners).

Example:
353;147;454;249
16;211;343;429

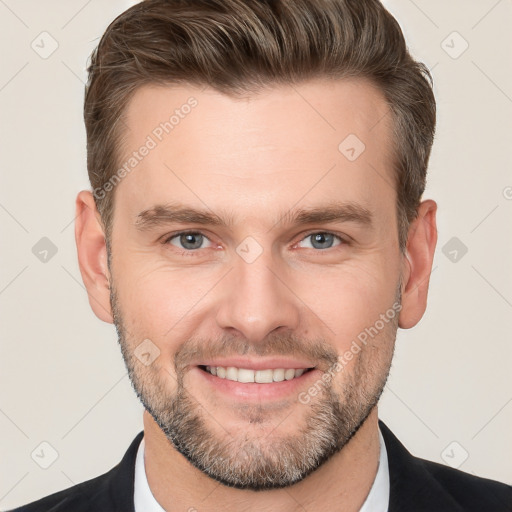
1;0;511;509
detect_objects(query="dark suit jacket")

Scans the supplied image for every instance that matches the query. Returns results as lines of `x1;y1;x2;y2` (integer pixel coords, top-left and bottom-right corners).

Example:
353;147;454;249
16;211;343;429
8;420;512;511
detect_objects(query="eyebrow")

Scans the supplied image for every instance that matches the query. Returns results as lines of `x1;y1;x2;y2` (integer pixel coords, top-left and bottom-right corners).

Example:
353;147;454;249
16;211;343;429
135;201;373;231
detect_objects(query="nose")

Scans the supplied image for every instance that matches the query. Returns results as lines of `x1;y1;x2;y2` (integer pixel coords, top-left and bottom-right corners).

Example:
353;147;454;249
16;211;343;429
215;251;301;343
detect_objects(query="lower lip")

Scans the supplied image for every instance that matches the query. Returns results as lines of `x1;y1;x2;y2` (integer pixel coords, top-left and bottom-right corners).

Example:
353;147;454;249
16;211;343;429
193;366;321;401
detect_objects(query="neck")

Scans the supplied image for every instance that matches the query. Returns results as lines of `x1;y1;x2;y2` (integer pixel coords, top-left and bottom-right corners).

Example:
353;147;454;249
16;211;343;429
143;408;381;512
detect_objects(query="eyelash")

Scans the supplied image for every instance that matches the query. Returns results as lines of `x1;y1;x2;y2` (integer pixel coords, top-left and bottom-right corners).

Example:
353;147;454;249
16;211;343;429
162;230;348;255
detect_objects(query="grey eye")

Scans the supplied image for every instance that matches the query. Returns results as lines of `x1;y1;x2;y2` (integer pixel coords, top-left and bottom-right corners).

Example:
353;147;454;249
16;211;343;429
169;232;209;250
298;233;341;250
310;233;335;249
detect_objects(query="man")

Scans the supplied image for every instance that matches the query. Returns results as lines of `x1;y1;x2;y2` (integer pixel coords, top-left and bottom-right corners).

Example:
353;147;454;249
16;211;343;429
10;0;511;511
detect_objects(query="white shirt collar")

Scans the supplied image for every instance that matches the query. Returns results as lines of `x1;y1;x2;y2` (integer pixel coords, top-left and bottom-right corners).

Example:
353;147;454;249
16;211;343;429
134;437;166;512
359;427;390;512
134;426;389;511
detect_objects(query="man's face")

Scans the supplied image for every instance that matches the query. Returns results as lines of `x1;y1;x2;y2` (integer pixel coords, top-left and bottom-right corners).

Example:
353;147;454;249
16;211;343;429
108;79;404;489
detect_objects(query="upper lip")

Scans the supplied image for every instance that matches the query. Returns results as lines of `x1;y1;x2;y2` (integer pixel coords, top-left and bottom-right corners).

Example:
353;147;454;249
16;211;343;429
195;357;316;371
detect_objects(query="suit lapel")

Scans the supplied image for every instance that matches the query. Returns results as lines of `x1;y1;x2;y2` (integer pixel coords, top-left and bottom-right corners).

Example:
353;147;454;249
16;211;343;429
379;420;463;512
108;430;144;512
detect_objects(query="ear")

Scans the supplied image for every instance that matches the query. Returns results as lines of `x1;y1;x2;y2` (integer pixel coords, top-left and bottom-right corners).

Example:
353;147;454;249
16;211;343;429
398;199;438;329
74;190;113;323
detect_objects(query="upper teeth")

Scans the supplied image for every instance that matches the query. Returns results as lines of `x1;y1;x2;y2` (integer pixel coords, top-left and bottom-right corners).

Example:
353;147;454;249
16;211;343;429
205;366;307;383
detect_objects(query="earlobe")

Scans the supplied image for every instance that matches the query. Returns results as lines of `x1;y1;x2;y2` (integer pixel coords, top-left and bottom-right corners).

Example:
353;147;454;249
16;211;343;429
74;190;114;324
398;199;438;329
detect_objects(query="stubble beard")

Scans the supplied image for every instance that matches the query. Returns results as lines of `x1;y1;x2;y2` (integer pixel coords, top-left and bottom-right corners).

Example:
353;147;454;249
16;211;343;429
109;276;400;490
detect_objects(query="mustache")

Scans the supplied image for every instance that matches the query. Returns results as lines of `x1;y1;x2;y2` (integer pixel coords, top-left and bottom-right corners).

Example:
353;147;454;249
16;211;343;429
173;331;340;374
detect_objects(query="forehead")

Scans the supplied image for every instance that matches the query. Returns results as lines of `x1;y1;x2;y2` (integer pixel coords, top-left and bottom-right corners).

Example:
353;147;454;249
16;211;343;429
116;78;396;226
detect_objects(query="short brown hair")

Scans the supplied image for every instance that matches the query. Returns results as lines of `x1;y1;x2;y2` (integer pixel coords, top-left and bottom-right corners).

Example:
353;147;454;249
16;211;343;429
84;0;436;252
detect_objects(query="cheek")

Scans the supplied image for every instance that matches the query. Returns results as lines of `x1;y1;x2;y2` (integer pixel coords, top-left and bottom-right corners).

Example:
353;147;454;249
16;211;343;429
291;261;399;348
112;259;221;348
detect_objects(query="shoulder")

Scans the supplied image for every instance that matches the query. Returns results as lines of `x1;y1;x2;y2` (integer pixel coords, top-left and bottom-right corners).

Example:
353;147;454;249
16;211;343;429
415;454;512;511
6;472;112;512
7;431;144;512
379;420;512;511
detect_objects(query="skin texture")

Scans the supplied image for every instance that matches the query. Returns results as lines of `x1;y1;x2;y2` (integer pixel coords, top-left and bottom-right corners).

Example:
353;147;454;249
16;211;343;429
75;78;437;511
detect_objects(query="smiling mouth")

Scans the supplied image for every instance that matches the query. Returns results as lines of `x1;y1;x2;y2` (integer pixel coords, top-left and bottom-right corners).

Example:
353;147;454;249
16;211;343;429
198;365;315;383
